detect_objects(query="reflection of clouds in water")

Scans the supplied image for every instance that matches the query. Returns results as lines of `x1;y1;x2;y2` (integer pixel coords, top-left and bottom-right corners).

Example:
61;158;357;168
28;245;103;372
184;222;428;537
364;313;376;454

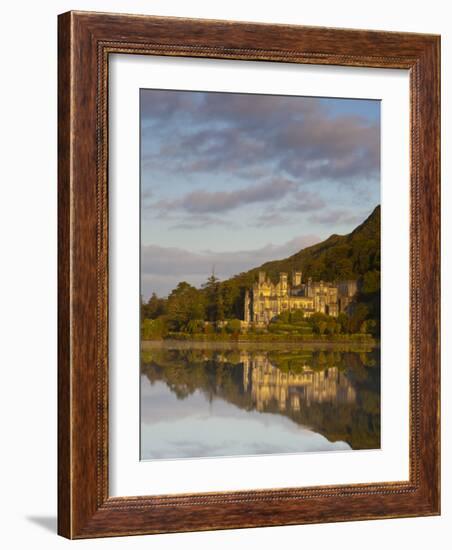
141;379;350;460
140;378;244;423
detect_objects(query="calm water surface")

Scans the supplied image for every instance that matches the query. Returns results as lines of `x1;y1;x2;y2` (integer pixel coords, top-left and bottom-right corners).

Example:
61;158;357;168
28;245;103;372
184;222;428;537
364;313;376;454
140;341;380;460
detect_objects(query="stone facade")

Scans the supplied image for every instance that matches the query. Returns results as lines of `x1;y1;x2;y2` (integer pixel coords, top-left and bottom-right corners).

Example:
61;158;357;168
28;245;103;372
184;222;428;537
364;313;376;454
240;351;356;412
243;271;357;326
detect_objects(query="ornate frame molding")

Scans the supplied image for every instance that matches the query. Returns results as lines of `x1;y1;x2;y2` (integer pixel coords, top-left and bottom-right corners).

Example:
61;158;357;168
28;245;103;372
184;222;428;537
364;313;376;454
58;11;440;538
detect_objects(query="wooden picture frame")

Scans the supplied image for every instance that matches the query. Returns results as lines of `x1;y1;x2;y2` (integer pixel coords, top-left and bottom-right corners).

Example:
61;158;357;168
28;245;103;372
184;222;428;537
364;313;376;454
58;10;440;539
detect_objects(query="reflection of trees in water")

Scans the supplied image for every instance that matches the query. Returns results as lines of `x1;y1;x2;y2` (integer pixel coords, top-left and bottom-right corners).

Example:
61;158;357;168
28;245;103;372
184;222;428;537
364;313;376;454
141;347;380;450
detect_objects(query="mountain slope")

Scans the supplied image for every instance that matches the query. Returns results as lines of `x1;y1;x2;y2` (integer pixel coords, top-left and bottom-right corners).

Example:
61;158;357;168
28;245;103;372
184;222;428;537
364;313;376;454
144;206;381;331
224;205;380;289
204;205;381;323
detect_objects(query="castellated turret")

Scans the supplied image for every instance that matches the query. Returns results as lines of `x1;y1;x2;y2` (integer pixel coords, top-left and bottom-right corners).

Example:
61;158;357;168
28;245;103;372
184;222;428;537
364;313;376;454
292;271;302;287
279;273;288;291
244;290;251;323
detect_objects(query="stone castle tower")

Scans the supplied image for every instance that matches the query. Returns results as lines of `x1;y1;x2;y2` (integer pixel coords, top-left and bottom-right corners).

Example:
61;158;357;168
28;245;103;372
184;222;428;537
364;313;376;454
243;270;358;326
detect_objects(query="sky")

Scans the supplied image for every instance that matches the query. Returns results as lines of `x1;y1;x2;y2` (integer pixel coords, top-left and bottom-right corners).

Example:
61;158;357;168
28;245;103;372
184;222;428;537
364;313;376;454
140;89;380;298
141;379;349;459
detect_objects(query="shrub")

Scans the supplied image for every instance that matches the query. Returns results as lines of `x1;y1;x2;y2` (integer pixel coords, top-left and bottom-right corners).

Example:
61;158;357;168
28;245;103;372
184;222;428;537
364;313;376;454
141;317;168;340
290;309;305;322
226;319;242;334
203;323;215;334
186;319;205;334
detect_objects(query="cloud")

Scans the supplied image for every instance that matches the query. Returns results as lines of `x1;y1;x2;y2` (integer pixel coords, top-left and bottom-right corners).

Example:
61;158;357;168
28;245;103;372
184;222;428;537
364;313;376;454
169;214;234;231
153;177;296;215
253;210;289;227
289;191;327;212
253;191;326;227
141;235;320;298
139;92;379;293
141;90;380;187
308;208;369;226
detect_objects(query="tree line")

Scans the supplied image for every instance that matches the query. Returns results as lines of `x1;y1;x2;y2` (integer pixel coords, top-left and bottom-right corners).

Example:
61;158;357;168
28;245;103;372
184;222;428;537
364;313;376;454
141;271;380;339
141;207;382;339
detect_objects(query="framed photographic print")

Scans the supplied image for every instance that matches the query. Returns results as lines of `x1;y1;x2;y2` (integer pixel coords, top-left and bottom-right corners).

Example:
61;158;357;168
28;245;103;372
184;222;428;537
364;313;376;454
58;11;440;538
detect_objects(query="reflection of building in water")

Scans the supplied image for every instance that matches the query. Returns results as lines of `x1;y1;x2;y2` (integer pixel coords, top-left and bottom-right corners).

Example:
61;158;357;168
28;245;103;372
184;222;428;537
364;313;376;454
240;352;356;413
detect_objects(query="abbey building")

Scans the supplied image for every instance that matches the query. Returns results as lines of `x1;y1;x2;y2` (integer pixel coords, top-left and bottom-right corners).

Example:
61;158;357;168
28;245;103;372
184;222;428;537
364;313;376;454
244;271;358;326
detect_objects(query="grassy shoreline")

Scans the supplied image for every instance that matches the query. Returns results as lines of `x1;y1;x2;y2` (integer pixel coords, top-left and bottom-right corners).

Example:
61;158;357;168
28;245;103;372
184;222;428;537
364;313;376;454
142;335;378;350
167;332;373;343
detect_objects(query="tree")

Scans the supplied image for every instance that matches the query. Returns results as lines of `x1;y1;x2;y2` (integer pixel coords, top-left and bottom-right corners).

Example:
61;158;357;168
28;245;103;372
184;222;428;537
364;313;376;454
202;271;225;323
348;303;369;333
142;292;167;319
309;312;329;335
362;270;380;294
216;291;225;323
221;280;243;319
337;313;349;334
326;317;338;335
166;282;205;331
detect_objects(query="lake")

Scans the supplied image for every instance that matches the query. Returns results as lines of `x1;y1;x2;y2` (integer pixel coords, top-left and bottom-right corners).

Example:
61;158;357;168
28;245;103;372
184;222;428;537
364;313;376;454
141;340;380;460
